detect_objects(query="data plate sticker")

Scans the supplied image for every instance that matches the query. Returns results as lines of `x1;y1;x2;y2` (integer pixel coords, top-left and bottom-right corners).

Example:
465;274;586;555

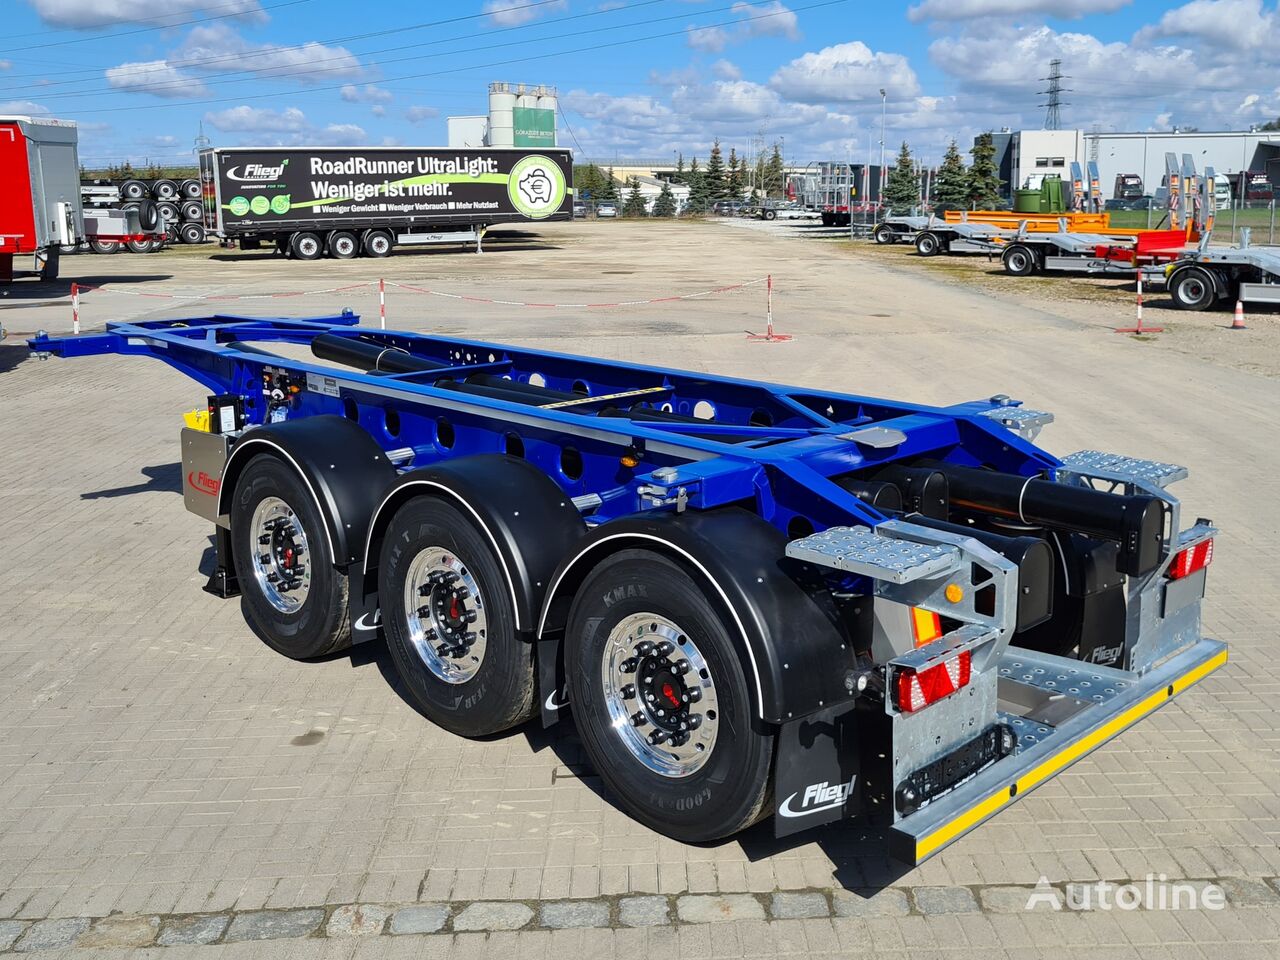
306;372;340;397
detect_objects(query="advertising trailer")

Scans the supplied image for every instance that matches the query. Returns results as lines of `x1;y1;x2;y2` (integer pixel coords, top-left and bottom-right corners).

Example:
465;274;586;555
198;145;574;259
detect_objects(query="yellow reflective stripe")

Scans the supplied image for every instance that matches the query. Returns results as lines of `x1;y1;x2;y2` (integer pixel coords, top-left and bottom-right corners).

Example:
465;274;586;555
915;648;1228;860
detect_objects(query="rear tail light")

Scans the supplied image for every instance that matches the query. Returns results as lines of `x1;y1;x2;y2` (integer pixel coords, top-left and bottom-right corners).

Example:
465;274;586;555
895;650;972;713
1168;538;1213;580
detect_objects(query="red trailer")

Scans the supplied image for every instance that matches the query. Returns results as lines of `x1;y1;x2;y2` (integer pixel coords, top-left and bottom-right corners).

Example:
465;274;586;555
1;115;156;282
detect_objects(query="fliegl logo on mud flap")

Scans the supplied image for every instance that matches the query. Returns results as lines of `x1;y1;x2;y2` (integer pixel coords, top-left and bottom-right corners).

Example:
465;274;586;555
508;155;566;219
778;775;857;818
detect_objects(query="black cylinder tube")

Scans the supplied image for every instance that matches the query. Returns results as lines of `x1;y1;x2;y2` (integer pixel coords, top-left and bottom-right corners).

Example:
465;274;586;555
311;334;446;373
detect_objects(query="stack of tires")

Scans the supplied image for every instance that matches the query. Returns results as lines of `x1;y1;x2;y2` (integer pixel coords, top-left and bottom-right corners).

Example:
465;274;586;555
92;178;207;254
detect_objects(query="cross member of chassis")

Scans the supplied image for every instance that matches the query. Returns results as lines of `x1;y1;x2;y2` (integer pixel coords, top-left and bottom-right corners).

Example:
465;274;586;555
29;314;1226;863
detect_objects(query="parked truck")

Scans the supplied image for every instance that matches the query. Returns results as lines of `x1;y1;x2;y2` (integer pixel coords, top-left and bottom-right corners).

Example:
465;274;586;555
198;145;573;259
0;115;159;282
28;314;1225;862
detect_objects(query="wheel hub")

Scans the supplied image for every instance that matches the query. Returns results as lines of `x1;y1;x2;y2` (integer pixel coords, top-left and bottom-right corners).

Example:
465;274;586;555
603;613;718;777
248;497;311;613
404;546;488;683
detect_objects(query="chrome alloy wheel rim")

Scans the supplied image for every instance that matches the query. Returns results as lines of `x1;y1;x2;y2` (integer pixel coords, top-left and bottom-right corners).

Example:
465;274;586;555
403;546;488;683
249;496;311;614
602;613;719;778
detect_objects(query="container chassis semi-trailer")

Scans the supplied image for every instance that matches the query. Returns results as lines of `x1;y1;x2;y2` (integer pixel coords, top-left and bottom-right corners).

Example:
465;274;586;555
28;314;1225;863
1165;239;1280;311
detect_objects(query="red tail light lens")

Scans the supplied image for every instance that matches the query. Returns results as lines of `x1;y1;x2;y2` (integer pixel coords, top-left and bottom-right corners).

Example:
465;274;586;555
1168;538;1213;580
895;650;972;714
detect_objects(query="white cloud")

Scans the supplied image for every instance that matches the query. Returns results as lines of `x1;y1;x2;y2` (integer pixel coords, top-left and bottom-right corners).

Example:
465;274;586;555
104;60;208;99
711;59;742;80
1133;0;1278;50
371;105;386;117
404;104;439;123
483;0;568;26
771;41;920;103
203;105;367;146
0;99;50;116
340;84;393;104
687;1;800;51
907;0;1130;22
26;0;263;29
176;23;363;82
0;60;11;71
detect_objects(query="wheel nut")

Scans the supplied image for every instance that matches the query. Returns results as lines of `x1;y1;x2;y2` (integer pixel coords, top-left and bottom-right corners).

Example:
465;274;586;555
635;640;654;656
463;609;478;623
656;640;675;657
686;687;702;702
649;730;669;745
670;732;689;747
686;714;702;730
292;566;305;577
258;534;272;545
417;605;431;618
454;586;471;600
630;712;647;727
619;658;638;674
418;583;432;596
673;659;690;675
621;684;636;699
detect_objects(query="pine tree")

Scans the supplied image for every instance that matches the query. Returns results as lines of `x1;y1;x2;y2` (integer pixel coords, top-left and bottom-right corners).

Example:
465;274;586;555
967;132;1004;209
764;143;785;198
704;139;728;202
652;180;676;217
932;140;969;210
674;153;685;180
686;157;708;213
726;148;744;200
884;142;920;214
622;177;648;217
602;167;620;203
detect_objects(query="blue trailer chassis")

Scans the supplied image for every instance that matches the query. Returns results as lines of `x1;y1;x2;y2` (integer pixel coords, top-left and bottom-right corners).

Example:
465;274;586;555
28;313;1225;863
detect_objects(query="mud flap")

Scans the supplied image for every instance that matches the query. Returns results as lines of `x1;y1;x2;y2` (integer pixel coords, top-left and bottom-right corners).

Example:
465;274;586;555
347;567;381;645
773;703;861;838
538;634;569;728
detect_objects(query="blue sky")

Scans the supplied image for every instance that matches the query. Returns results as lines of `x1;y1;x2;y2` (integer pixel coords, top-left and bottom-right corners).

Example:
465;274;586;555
3;0;1278;167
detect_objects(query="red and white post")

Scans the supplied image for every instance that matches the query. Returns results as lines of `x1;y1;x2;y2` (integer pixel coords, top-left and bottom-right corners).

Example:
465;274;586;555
71;282;80;336
379;277;386;329
746;274;792;342
1116;268;1163;334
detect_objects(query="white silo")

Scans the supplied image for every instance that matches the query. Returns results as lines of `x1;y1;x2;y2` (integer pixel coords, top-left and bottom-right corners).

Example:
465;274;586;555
488;82;515;148
536;86;558;146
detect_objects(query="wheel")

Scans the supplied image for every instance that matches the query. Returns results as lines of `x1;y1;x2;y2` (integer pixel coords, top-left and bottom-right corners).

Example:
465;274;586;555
179;222;206;244
915;231;940;256
89;239;120;254
125;239;154;254
156;201;179;225
327;230;358;260
180;178;202;199
181;200;203;221
363;229;393;258
873;224;896;244
565;550;773;843
1169;267;1216;311
130;199;159;233
230;456;350;660
764;209;777;221
378;497;535;737
119;179;147;200
151;179;178;201
1003;244;1037;276
290;231;322;260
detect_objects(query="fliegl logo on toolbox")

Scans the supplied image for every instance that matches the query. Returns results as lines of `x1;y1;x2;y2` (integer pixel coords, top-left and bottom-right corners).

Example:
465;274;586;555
224;159;289;182
508;155;566;219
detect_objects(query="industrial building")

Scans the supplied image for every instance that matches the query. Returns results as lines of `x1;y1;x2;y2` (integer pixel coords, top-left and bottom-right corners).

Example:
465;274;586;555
447;82;559;149
989;128;1280;200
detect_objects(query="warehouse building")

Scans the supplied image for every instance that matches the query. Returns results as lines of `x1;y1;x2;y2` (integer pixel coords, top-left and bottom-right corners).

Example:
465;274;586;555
989;128;1280;199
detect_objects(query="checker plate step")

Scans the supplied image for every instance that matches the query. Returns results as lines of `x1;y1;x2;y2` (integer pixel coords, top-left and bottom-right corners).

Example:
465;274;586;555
786;525;959;584
1059;450;1187;488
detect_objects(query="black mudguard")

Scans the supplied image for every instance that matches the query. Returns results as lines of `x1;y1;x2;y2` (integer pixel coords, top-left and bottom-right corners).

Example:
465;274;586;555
362;455;587;638
537;507;858;726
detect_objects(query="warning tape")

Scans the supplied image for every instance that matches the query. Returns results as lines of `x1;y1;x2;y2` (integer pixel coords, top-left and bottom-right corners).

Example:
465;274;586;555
70;281;375;301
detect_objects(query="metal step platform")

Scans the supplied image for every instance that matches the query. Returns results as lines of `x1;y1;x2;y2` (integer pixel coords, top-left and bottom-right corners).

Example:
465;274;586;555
1059;450;1188;490
785;525;959;584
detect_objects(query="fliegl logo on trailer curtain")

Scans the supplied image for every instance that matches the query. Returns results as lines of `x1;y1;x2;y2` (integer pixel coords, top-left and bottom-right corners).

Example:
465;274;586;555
508;155;566;219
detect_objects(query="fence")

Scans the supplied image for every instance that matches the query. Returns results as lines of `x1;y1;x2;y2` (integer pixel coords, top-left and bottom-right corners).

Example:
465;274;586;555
1108;200;1278;244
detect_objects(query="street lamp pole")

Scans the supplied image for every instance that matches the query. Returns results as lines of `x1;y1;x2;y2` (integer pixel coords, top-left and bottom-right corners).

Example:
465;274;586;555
879;88;887;209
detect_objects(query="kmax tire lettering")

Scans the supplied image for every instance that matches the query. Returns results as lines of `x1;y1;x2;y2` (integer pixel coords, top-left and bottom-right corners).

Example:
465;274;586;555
777;776;857;818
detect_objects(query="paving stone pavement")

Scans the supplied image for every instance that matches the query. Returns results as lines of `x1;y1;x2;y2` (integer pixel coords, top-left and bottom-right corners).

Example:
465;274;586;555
1;220;1278;957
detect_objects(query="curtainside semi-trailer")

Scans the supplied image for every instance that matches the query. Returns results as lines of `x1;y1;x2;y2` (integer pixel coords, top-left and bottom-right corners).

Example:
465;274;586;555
28;313;1225;863
198;146;573;259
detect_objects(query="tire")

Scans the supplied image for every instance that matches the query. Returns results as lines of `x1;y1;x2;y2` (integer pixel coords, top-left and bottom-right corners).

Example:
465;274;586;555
179;222;206;244
156;201;179;225
363;229;393;258
151;179;178;201
125;239;154;254
89;239;120;255
327;230;358;260
565;550;773;843
873;224;895;244
379;497;535;737
764;209;777;221
915;231;941;256
180;178;202;199
1003;244;1038;276
230;455;351;660
132;199;159;233
120;179;147;200
1169;267;1216;311
290;231;323;260
181;200;203;221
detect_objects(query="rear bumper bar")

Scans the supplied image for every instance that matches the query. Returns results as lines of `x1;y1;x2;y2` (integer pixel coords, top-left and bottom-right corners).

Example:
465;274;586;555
889;637;1227;864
